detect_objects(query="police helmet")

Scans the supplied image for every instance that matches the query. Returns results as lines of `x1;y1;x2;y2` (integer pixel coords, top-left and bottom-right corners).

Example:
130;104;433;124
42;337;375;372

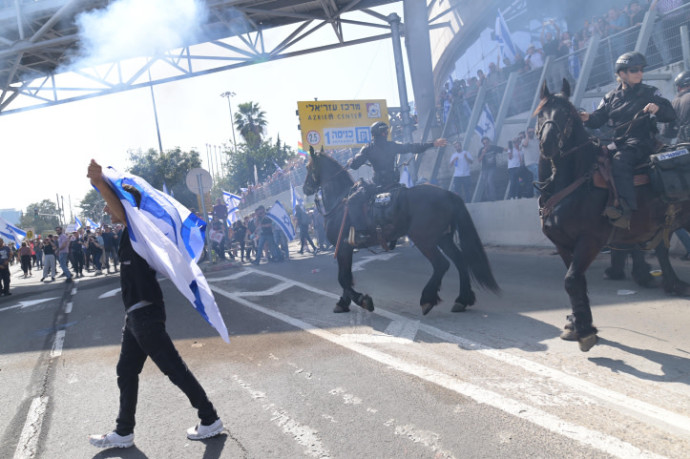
675;70;690;89
614;51;647;73
370;121;389;138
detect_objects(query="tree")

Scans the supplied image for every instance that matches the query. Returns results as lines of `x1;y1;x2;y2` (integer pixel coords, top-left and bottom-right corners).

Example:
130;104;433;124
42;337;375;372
234;101;267;149
127;147;202;209
79;189;106;223
217;138;295;194
19;200;61;236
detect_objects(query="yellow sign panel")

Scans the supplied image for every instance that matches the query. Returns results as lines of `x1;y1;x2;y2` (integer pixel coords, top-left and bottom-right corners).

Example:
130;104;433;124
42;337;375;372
297;99;389;150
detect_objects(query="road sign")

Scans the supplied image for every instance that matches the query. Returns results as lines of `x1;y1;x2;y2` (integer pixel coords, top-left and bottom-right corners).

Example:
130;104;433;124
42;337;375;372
185;168;213;195
297;99;388;150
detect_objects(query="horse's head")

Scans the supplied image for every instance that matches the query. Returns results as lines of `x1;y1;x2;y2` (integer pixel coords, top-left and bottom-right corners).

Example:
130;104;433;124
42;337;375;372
534;79;582;159
303;146;322;196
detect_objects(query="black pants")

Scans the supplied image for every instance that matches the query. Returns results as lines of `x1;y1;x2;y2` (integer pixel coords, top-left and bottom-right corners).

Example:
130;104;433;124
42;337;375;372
0;267;9;293
299;225;317;252
115;306;217;435
611;143;646;211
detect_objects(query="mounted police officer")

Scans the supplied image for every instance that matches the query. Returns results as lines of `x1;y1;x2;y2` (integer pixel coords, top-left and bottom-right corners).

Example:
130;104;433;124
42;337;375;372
345;121;447;245
579;51;675;229
663;70;690;142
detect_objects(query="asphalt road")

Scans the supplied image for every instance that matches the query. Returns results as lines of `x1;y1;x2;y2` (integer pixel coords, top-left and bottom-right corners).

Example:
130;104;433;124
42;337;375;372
1;242;689;459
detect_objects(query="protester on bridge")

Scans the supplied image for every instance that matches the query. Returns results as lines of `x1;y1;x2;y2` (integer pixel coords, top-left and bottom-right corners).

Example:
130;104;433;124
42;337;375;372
0;238;11;296
476;137;506;202
86;159;223;450
448;140;473;202
579;51;675;229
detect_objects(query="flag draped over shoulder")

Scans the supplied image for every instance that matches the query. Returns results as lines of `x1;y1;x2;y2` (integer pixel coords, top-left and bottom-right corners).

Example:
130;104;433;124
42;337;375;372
99;167;230;343
267;201;295;241
290;182;304;215
494;9;518;61
474;104;496;141
222;191;241;225
0;216;26;247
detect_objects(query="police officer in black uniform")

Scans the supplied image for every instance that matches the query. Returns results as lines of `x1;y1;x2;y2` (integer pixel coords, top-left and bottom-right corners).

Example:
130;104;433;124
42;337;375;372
663;70;690;142
345;121;446;244
580;51;675;229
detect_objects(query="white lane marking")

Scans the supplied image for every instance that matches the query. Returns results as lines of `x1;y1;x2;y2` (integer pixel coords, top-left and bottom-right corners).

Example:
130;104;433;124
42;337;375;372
13;396;49;459
64;302;73;314
340;333;415;344
212;284;665;459
50;330;65;358
385;420;456;459
98;288;121;299
207;271;252;282
234;376;331;458
70;287;77;295
0;297;59;313
220;268;690;437
232;281;293;297
383;317;419;341
352;252;398;272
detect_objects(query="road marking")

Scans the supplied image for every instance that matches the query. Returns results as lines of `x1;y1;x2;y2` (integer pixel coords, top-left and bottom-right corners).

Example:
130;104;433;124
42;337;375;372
13;396;49;459
64;302;73;314
70;287;77;295
352;252;398;272
232;281;294;297
50;330;65;358
98;288;121;299
383;317;419;341
207;271;252;282
0;297;59;314
212;284;663;459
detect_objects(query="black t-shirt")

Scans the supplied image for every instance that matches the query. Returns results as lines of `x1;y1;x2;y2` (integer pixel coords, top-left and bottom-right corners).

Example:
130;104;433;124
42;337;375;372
43;242;55;256
101;231;116;250
118;229;164;309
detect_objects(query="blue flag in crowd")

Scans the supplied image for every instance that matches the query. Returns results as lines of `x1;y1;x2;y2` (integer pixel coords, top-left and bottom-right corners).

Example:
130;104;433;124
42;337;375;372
74;216;83;230
494;9;519;61
475;104;496;141
267;201;296;241
273;160;283;173
99;167;230;343
86;217;100;229
0;215;26;248
222;191;241;225
290;182;304;215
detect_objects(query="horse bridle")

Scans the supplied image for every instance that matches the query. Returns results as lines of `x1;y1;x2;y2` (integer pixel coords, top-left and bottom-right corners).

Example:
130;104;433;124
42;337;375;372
537;105;592;158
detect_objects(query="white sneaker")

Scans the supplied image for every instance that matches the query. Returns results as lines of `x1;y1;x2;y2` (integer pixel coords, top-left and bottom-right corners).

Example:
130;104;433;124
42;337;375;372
89;431;134;448
187;419;223;440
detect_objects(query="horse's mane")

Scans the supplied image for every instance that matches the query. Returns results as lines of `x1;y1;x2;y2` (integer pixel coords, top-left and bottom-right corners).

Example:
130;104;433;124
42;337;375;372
314;152;355;187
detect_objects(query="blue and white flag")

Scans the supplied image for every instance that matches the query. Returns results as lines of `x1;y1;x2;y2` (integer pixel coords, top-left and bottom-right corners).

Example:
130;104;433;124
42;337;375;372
0;215;26;247
399;165;414;188
74;216;83;230
99;167;230;343
267;201;296;241
86;217;100;229
475;104;496;141
494;9;519;62
222;190;241;225
162;182;170;196
290;182;304;215
273;160;283;173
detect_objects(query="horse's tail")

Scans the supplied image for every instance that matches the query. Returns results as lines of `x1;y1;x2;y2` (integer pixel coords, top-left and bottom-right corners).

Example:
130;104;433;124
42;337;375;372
452;195;501;294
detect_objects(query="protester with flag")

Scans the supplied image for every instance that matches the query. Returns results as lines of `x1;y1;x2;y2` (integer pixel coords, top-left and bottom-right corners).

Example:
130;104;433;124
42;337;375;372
0;215;26;248
494;9;519;62
222;191;241;225
86;159;224;449
290;182;304;215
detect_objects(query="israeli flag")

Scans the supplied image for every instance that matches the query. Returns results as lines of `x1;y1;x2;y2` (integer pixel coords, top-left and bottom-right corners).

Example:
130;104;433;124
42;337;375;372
494;9;518;61
86;218;100;229
290;182;304;215
475;104;496;141
267;201;296;241
222;191;241;225
75;216;83;230
99;167;230;343
0;216;26;247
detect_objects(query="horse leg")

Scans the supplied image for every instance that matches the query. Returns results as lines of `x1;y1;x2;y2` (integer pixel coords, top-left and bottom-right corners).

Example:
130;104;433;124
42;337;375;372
562;241;600;352
630;247;655;287
655;243;690;296
335;245;373;313
438;234;475;312
413;239;450;315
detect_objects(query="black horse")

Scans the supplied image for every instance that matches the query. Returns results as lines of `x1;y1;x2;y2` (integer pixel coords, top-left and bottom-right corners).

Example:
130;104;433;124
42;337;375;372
535;79;690;352
302;147;499;315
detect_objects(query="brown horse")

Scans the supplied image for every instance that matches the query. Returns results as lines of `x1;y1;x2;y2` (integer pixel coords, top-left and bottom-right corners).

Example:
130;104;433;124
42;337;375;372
535;79;690;352
302;147;499;315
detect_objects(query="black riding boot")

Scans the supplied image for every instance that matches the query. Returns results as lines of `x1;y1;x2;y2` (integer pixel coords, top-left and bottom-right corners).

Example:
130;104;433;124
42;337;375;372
605;150;638;229
347;187;369;245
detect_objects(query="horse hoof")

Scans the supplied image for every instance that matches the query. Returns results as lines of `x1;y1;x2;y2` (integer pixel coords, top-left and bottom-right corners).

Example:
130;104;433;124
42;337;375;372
360;295;374;312
421;303;434;315
333;304;350;313
559;327;578;341
451;302;467;313
578;333;598;352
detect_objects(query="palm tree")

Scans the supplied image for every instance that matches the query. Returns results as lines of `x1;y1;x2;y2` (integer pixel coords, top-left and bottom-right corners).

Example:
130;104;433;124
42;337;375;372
234;101;267;149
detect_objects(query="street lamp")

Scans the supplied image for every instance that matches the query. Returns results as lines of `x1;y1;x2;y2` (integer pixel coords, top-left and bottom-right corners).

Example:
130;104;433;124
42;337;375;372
220;91;238;155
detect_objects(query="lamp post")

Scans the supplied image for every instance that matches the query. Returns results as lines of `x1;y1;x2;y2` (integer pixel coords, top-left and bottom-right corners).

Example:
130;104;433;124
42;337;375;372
220;91;238;155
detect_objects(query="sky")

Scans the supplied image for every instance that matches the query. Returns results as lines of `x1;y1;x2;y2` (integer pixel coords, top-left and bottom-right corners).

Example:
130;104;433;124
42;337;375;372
0;1;410;218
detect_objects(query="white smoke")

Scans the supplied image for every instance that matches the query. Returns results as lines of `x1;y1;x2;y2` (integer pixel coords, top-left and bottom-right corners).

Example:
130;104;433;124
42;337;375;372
71;0;209;67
